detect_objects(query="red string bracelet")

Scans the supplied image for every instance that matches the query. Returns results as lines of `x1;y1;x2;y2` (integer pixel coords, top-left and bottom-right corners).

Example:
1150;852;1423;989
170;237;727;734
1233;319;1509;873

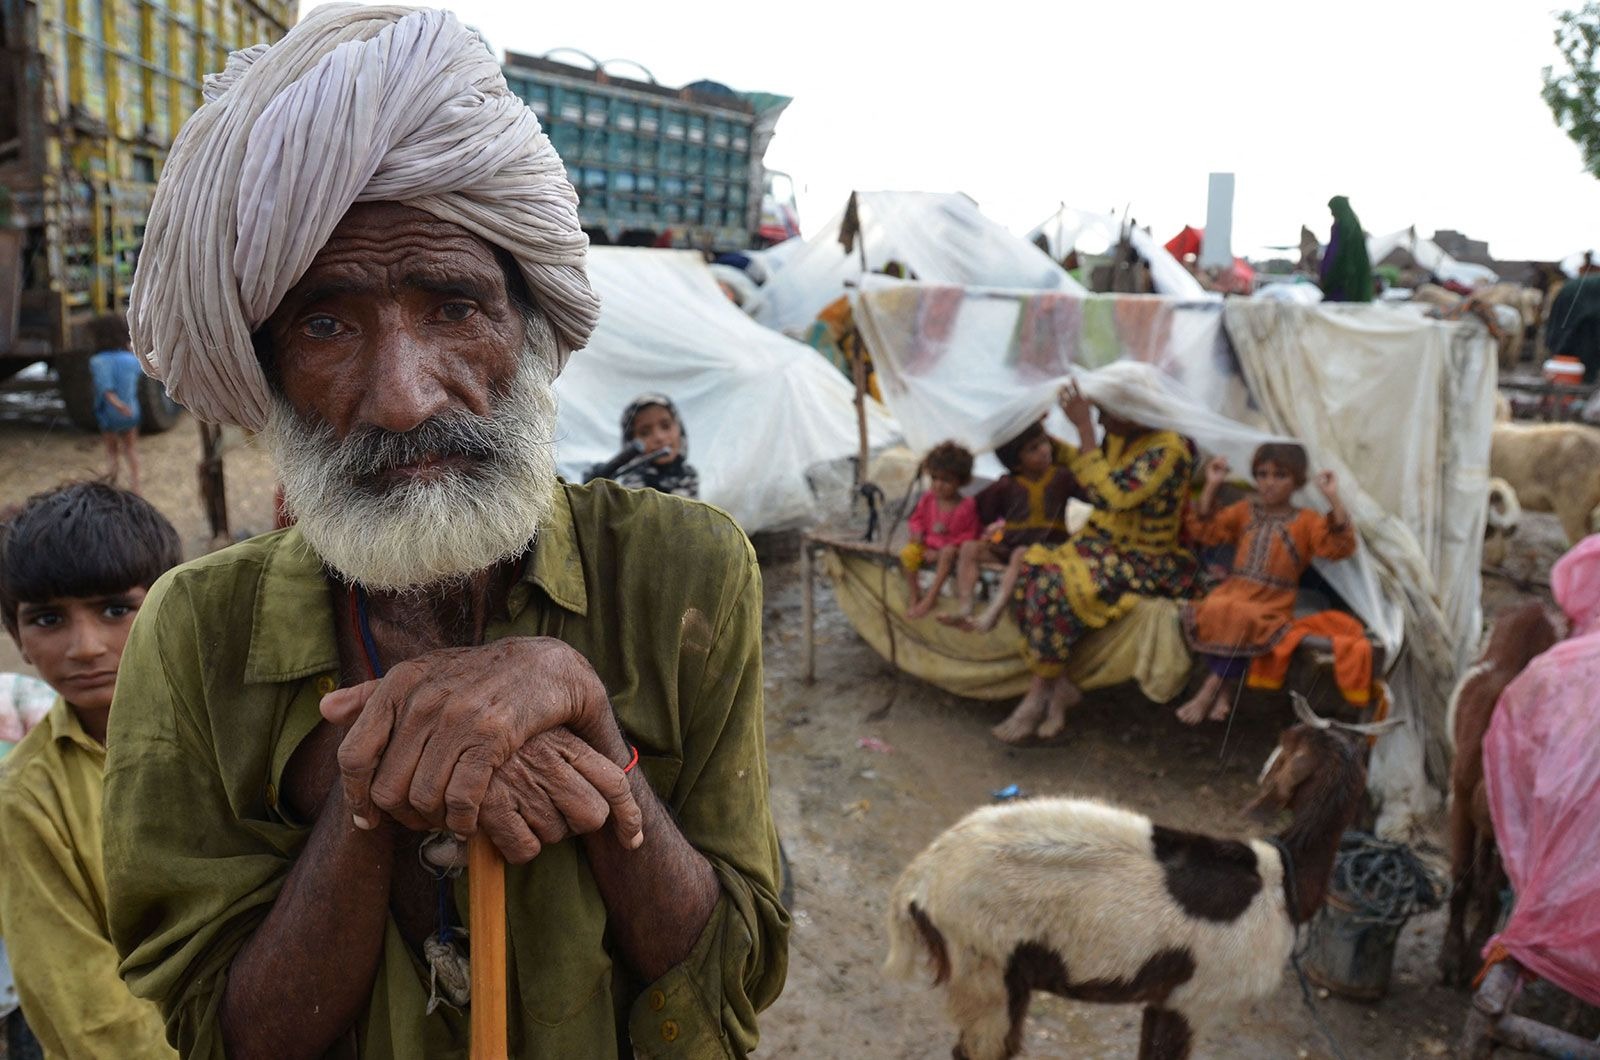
623;744;640;774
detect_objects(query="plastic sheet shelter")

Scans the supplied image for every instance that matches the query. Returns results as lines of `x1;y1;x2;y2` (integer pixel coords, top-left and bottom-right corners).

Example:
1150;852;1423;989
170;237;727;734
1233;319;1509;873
1026;206;1209;300
554;248;899;532
1160;226;1255;295
755;191;1085;337
1559;248;1599;278
1224;301;1497;835
1484;536;1600;1006
850;280;1496;836
1367;228;1499;290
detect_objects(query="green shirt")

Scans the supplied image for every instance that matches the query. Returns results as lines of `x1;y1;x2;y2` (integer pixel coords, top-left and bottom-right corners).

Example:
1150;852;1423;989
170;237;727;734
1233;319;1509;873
0;698;176;1060
103;481;788;1058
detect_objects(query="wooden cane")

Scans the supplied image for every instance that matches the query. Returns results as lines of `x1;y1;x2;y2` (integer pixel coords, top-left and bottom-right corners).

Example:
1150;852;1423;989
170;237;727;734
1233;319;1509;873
468;833;508;1059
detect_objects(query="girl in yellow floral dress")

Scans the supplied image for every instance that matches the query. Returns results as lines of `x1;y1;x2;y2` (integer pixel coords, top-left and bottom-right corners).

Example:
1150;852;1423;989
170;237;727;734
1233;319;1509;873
985;382;1202;744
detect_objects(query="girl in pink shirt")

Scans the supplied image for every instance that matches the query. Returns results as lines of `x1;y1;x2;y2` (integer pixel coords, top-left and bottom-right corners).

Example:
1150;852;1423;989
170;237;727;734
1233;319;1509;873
902;442;982;618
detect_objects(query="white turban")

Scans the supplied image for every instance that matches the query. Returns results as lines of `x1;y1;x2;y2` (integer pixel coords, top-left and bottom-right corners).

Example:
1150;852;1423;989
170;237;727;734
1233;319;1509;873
128;4;599;429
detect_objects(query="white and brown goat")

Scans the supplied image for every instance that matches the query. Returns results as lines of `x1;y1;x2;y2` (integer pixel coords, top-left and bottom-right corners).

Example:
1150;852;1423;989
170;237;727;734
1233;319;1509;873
885;720;1367;1060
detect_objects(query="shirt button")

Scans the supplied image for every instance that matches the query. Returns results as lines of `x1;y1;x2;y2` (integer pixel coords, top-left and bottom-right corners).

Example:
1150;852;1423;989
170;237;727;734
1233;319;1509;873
315;675;336;695
649;990;665;1012
660;1020;679;1043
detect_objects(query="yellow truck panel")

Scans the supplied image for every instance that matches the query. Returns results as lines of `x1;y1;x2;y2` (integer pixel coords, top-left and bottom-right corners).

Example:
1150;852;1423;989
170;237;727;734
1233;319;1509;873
1;0;294;362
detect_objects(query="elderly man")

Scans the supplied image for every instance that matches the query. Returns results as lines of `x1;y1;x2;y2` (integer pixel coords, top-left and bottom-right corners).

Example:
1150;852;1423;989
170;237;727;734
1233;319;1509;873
102;6;787;1058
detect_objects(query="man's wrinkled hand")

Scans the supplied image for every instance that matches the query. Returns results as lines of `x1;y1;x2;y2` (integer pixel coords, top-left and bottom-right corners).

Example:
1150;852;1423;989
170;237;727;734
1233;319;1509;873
475;728;645;863
318;637;625;833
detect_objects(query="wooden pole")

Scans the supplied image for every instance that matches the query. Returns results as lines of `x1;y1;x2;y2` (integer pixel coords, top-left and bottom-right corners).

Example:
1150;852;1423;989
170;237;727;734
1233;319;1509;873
468;834;508;1060
851;352;869;488
801;540;815;685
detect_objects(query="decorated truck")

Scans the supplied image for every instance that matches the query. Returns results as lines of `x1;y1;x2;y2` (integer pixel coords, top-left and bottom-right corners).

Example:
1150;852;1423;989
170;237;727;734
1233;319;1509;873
0;0;294;431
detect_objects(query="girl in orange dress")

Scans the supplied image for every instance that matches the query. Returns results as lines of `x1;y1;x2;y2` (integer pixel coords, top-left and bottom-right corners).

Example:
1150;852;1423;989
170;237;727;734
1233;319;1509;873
1175;442;1355;725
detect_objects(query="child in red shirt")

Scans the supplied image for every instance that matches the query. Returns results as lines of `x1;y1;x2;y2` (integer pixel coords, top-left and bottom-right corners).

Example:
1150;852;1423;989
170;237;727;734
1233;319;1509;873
901;442;981;619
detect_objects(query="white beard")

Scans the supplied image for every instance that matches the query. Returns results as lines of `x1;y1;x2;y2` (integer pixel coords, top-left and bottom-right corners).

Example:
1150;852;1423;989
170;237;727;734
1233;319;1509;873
265;354;559;592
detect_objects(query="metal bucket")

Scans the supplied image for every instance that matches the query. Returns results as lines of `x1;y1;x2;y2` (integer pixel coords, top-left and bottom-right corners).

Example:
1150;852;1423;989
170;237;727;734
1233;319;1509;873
1302;890;1406;1001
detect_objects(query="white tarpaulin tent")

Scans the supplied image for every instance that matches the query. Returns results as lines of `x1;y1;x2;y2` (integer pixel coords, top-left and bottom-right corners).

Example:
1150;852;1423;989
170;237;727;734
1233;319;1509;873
1560;248;1599;278
849;278;1249;455
755;191;1085;337
555;248;899;532
1223;300;1496;834
1368;227;1500;289
851;281;1496;837
1025;205;1211;300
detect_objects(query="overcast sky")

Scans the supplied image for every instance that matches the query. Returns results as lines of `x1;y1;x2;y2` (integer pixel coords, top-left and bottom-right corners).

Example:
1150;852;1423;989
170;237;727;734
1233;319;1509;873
305;0;1595;261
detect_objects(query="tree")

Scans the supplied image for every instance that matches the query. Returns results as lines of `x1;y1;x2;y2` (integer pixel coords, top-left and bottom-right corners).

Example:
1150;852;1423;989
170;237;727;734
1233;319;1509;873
1543;2;1600;179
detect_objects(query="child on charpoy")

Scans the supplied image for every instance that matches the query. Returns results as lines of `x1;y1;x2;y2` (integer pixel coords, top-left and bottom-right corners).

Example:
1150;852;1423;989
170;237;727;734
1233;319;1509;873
901;442;982;619
942;420;1081;622
1174;442;1355;725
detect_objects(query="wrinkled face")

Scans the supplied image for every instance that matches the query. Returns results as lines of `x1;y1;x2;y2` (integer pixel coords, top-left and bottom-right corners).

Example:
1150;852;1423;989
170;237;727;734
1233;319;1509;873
260;202;559;590
929;473;962;502
1253;460;1299;507
15;590;147;712
630;404;683;464
265;202;525;442
1018;436;1054;476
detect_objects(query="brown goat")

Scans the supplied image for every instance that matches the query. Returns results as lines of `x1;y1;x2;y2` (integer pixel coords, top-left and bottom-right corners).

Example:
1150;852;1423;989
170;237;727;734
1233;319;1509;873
1438;601;1560;987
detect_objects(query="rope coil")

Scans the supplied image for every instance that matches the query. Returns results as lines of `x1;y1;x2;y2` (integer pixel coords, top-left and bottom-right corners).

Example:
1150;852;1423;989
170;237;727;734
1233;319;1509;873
1329;831;1446;925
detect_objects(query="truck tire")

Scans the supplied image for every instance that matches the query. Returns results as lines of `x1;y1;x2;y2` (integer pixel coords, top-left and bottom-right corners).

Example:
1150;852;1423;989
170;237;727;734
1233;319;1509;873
138;374;183;434
54;355;101;433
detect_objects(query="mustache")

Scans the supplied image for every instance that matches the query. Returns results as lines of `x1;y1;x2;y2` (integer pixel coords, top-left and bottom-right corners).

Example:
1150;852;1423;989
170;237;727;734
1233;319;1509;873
322;410;505;483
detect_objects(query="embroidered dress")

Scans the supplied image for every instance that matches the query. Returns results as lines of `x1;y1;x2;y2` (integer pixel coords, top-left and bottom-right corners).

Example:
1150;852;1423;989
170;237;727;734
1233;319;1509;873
1180;501;1356;660
1011;431;1200;677
973;466;1081;550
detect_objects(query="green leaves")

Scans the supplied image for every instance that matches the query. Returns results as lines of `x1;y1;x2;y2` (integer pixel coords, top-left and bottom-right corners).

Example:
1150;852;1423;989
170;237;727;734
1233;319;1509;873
1543;2;1600;179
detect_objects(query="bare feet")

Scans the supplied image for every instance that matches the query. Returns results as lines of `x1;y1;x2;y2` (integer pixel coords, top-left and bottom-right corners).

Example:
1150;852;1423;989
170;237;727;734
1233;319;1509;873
938;606;1004;633
1206;687;1235;722
1034;679;1082;740
905;596;934;620
1175;674;1223;726
992;687;1047;744
967;605;1005;634
1175;693;1211;726
936;610;975;629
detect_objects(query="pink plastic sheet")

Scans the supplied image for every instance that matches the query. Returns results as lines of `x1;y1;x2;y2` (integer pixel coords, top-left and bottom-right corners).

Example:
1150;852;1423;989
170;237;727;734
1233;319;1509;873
1483;536;1600;1004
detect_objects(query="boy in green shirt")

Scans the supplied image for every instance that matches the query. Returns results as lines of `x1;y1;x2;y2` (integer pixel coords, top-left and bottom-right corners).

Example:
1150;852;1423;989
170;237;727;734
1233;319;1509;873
0;482;181;1059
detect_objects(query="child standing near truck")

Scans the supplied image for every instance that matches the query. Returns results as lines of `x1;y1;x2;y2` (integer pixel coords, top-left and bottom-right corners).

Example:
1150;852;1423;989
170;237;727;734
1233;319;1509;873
87;314;144;495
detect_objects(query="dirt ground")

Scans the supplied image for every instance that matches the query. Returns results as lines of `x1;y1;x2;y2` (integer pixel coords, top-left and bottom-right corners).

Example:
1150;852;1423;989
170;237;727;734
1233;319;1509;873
0;389;1577;1058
